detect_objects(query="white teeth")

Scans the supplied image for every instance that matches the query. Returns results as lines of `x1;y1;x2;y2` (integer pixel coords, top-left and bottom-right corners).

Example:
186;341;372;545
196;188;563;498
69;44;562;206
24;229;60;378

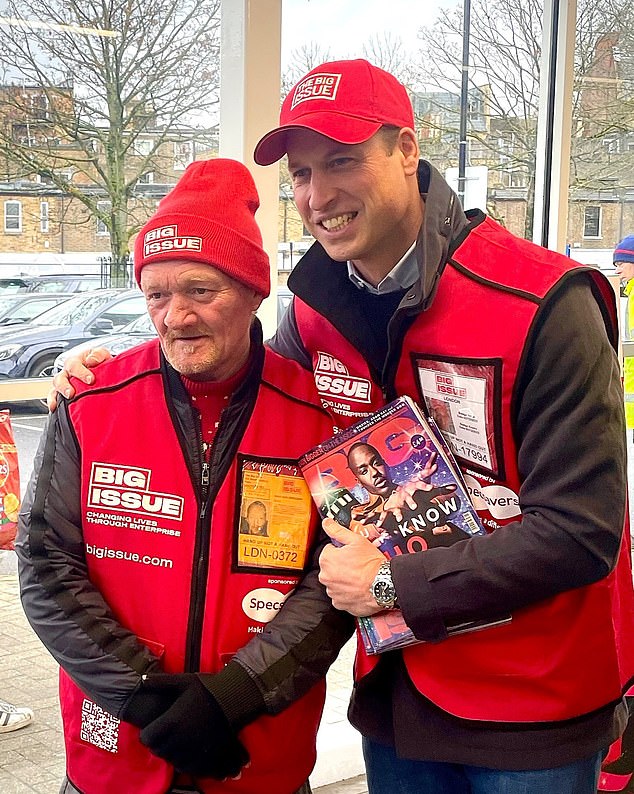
321;213;355;231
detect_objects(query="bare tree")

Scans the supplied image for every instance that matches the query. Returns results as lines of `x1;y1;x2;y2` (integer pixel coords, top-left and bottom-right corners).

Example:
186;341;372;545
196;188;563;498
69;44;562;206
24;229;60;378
571;0;634;192
283;43;335;94
362;33;412;84
410;0;634;238
0;0;220;282
411;0;543;237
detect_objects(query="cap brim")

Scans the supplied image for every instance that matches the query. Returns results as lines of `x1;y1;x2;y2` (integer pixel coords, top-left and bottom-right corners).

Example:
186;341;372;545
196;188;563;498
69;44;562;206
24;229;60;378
253;114;383;165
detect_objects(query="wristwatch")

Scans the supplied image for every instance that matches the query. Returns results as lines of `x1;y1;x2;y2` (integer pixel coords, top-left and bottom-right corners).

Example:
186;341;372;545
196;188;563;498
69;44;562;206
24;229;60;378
371;561;398;609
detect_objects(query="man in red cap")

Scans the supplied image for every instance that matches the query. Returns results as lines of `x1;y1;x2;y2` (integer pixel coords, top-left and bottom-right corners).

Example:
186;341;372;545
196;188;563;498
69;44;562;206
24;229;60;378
52;60;633;794
17;158;352;794
256;59;633;794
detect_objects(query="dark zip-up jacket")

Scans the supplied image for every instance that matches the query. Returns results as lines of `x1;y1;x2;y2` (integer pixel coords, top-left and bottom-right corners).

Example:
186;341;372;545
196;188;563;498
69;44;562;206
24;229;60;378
269;160;631;768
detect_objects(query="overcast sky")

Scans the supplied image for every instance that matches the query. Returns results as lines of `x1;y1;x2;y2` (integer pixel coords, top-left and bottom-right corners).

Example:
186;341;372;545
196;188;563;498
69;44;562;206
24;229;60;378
281;0;459;68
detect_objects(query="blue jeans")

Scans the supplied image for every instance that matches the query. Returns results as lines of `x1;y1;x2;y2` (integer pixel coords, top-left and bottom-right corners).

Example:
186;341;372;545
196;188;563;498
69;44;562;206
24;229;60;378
363;737;604;794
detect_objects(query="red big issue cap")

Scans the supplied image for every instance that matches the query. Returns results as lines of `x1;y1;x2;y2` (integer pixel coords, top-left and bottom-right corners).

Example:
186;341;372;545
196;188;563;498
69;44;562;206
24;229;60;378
134;158;270;297
254;59;415;166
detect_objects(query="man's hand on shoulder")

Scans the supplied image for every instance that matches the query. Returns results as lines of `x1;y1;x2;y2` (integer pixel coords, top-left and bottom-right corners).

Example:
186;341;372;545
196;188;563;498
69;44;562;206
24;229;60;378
48;347;114;411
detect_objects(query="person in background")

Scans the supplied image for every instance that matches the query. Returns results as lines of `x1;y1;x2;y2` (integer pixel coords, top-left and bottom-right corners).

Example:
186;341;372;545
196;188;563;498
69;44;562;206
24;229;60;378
17;159;351;794
614;234;634;441
0;699;33;733
51;60;634;794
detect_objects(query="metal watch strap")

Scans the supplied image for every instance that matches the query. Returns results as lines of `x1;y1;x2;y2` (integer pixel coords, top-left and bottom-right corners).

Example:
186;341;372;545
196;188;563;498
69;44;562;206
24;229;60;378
371;560;398;609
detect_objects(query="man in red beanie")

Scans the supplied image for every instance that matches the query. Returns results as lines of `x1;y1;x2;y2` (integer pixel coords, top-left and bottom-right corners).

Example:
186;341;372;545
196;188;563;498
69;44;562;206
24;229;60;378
51;59;634;794
17;158;352;794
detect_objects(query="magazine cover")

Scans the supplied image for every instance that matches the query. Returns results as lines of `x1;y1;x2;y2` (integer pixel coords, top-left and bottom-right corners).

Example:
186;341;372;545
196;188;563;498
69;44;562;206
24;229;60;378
299;395;509;653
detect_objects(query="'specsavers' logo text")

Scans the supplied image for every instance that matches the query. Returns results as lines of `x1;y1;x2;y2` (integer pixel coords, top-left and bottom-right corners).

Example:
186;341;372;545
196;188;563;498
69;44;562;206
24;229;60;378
313;352;372;405
88;463;184;521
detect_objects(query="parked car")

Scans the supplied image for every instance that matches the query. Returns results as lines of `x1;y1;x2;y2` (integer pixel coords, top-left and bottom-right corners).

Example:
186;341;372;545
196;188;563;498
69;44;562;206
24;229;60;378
0;273;105;295
0;293;71;327
0;277;36;294
53;313;157;374
0;289;146;396
27;274;105;293
52;287;294;380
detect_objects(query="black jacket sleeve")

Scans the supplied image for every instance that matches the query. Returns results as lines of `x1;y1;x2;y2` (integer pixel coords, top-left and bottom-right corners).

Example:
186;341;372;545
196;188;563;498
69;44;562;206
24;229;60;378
15;401;160;718
391;274;628;641
207;527;355;725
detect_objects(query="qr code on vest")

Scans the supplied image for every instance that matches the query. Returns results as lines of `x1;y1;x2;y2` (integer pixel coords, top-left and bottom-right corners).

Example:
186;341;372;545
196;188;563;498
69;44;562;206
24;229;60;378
80;698;119;753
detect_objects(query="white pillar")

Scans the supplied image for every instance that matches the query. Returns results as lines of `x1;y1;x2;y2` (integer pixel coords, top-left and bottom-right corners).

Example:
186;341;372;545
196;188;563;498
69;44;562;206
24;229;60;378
220;0;282;338
533;0;577;253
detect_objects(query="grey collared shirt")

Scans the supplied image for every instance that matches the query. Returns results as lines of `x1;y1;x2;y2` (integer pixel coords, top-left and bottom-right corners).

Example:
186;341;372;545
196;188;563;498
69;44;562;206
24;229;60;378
346;242;418;294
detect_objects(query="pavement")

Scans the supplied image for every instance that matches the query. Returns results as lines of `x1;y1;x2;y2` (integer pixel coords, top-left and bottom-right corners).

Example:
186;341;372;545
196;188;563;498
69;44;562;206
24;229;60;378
0;550;367;794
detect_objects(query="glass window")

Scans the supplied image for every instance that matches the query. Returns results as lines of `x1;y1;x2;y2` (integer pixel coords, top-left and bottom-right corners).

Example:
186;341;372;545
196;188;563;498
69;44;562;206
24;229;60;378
133;138;153;156
174;141;194;170
96;201;111;236
583;206;602;239
568;23;634;262
0;297;62;323
4;201;21;233
40;201;49;233
97;296;147;330
32;293;110;326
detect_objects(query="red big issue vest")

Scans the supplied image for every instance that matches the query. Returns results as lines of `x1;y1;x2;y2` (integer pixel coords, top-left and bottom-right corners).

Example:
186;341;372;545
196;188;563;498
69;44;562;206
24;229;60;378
61;341;333;794
295;215;634;723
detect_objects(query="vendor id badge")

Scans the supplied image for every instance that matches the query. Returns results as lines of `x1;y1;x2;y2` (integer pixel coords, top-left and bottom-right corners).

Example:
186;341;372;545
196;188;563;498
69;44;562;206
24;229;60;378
413;356;503;479
234;455;313;574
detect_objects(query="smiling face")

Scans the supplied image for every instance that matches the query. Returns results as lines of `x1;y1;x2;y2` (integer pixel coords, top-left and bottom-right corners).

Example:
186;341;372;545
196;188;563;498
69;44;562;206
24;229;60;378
286;127;424;285
348;443;394;497
141;259;261;382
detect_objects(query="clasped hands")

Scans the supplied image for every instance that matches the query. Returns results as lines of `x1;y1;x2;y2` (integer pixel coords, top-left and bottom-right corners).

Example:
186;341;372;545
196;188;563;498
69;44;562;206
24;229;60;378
122;672;249;780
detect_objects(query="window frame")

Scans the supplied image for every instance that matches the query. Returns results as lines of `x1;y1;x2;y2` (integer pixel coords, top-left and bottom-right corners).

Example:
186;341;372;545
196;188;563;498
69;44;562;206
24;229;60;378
583;205;602;239
96;200;111;236
4;200;22;233
40;200;49;233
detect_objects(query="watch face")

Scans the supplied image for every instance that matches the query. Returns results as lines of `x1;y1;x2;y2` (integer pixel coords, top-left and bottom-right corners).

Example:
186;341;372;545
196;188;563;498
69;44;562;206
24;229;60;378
374;581;393;600
373;579;395;607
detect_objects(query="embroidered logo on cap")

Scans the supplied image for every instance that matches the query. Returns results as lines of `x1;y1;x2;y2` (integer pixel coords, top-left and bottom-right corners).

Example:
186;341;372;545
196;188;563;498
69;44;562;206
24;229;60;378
143;223;202;258
291;72;341;110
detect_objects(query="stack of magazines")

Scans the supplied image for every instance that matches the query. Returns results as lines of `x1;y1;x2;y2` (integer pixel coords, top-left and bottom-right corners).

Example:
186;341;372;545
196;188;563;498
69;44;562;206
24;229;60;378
299;395;510;654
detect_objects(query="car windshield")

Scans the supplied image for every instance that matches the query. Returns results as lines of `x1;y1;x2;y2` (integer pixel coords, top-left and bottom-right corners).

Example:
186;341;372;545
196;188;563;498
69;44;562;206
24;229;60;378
122;313;153;334
0;279;30;293
30;277;102;293
0;296;61;322
0;296;21;314
30;292;116;326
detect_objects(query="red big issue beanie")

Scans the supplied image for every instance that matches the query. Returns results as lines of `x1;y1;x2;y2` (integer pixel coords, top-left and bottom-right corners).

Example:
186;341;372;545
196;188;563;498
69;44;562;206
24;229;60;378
134;158;270;297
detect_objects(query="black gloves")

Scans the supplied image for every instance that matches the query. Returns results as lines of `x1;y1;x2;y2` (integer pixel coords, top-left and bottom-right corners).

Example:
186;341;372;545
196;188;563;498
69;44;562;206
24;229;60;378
120;674;183;729
137;674;250;779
